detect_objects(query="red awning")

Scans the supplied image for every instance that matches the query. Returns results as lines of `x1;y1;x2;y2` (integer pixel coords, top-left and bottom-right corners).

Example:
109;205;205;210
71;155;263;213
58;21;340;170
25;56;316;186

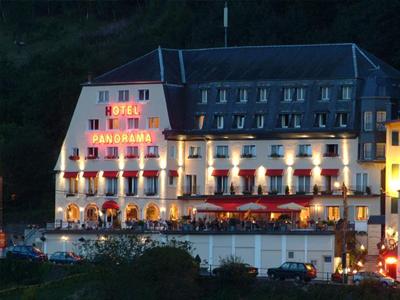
102;200;119;210
82;171;98;178
238;169;256;177
143;170;159;177
169;170;179;177
122;170;139;177
198;196;311;213
266;169;284;176
103;171;119;178
321;169;339;176
293;169;312;176
63;171;78;178
212;169;230;176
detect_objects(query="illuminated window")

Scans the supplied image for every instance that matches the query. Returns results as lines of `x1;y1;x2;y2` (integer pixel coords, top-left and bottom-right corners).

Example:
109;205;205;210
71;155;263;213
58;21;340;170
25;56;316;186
67;177;78;195
296;87;305;101
356;206;368;220
126;146;139;158
66;204;79;222
126;177;138;195
258;88;268;102
169;204;179;221
145;203;159;220
283;87;294;101
107;118;119;130
279;114;290;128
341;86;352;100
118;90;129;102
233;115;245;129
105;178;118;195
255;114;264;128
138;89;149;101
146;146;159;158
215;145;229;158
217;89;227;103
87;147;98;159
105;147;118;159
314;113;327;128
216;115;224;129
335;113;348;127
98;91;109;103
88;119;99;130
127;118;139;129
188;146;201;158
200;89;208;104
364;112;373;131
327;206;340;221
86;176;98;195
238;88;248;102
321;87;329;101
292;114;302;128
195;115;205;129
126;204;138;221
148;117;160;129
376;143;385;159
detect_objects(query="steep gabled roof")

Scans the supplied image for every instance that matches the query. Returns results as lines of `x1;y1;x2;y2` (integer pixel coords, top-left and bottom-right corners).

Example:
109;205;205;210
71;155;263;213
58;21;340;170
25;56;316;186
88;43;400;85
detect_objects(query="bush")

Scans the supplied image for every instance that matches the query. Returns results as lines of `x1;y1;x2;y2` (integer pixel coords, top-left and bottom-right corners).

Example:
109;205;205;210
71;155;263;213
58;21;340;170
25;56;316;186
214;256;256;289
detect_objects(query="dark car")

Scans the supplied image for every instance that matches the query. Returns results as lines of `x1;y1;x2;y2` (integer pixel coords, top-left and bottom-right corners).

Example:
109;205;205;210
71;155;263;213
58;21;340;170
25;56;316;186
6;245;47;262
268;262;317;282
212;263;258;277
49;251;83;265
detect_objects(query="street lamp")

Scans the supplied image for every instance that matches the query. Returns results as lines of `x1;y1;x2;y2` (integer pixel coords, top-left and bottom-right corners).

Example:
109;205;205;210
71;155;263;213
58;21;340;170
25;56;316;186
334;181;349;284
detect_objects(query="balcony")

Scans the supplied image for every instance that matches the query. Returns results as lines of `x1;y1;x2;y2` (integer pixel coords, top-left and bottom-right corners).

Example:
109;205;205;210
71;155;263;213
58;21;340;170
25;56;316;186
145;153;159;159
183;185;200;196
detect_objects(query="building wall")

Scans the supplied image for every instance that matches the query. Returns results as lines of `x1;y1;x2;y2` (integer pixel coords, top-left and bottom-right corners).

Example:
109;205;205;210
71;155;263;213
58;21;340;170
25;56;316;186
43;232;335;278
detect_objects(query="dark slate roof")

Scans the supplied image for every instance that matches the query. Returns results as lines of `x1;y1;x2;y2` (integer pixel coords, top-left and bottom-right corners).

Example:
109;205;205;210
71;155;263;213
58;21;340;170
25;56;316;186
88;43;400;85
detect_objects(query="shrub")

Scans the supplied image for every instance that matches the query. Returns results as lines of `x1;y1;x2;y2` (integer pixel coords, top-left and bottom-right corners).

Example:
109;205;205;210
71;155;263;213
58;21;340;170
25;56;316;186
214;255;257;289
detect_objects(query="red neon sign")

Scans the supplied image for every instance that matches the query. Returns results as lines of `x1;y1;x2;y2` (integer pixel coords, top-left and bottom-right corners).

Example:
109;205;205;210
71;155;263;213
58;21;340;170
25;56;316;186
91;131;152;145
105;105;140;117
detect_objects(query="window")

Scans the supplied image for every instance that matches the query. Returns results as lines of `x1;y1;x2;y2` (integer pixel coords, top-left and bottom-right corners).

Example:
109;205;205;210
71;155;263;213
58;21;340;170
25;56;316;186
298;144;312;157
315;113;327;128
297;176;310;193
185;175;197;195
283;87;294;102
325;144;338;157
288;251;294;259
146;146;159;158
200;89;208;104
293;114;301;128
321;87;329;101
258;88;268;102
118;90;129;102
126;177;138;196
376;111;386;131
270;145;284;157
242;145;256;158
363;143;372;160
87;147;98;159
148;117;160;129
296;87;305;101
107;118;119;130
270;176;283;194
392;131;399;146
127;118;139;129
126;146;139;158
356;173;368;193
145;177;158;195
105;178;118;195
279;114;290;128
138;89;149;101
376;143;385;159
169;145;175;159
215;176;228;194
238;88;248;102
341;86;352;100
216;115;224;129
86;176;98;195
67;177;78;195
356;206;368;220
217;88;227;103
324;256;332;263
188;146;201;158
327;206;340;221
233;115;245;129
98;91;109;103
364;112;373;131
71;148;79;158
336;113;348;127
255;114;264;128
215;145;229;158
168;175;175;186
391;198;398;214
88;119;99;130
195;115;205;129
105;146;118;159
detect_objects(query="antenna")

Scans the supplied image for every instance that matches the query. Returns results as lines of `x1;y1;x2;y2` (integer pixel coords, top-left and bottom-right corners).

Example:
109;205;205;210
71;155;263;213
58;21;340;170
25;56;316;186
224;1;228;47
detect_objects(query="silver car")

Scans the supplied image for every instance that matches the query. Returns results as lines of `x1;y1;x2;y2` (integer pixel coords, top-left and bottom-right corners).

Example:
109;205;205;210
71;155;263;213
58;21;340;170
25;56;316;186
353;272;397;287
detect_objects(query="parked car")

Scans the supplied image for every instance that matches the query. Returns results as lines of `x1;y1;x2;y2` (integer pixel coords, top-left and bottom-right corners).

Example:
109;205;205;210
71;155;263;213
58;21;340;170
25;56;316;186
353;272;398;287
213;263;258;277
268;262;317;282
6;245;47;262
49;252;83;265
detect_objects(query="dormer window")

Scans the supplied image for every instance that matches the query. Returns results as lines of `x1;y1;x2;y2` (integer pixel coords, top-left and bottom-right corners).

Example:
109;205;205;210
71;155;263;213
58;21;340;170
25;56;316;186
292;114;302;128
279;114;290;128
321;87;330;101
238;88;248;103
341;86;352;100
217;89;227;103
255;114;264;128
200;89;208;104
216;115;224;129
336;113;348;127
314;113;327;128
258;88;268;102
195;115;205;129
296;87;305;101
283;87;294;102
233;115;245;129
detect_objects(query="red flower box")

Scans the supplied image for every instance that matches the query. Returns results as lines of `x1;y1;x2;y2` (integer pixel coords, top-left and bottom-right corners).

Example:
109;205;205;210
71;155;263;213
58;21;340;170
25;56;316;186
68;155;80;161
125;154;139;159
85;155;98;160
105;155;118;159
145;153;159;158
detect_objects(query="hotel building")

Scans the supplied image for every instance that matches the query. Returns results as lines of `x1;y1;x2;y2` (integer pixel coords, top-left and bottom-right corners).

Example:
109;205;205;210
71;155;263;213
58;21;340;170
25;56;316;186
54;44;400;248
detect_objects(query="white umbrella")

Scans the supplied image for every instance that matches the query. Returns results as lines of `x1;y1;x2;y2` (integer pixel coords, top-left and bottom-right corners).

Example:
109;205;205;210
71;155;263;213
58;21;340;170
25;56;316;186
195;202;223;211
237;202;267;211
277;202;305;210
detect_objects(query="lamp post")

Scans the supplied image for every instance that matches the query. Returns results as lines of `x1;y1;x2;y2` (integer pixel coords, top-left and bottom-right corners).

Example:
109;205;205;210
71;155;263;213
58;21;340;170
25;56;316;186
335;181;348;284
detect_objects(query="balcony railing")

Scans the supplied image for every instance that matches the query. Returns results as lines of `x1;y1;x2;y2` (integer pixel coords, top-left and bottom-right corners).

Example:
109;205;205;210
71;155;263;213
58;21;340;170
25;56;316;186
269;153;283;158
240;153;255;158
145;153;159;158
188;154;202;159
144;189;158;196
323;152;339;157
